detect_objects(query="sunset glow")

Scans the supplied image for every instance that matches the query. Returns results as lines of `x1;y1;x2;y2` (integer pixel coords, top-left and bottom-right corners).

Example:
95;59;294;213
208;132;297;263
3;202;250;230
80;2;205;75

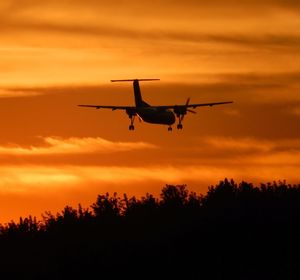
0;0;299;223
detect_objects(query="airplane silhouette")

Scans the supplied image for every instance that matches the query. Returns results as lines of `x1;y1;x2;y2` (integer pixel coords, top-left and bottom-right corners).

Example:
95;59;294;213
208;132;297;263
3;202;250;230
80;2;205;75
78;79;233;131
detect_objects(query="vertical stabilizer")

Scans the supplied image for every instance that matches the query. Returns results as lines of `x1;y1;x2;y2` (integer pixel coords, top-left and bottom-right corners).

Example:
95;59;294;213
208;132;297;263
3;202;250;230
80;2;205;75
133;80;143;107
111;79;160;107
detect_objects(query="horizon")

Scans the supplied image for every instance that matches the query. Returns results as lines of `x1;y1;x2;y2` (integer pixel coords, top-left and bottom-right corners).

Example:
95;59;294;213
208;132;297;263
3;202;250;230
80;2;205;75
2;178;299;225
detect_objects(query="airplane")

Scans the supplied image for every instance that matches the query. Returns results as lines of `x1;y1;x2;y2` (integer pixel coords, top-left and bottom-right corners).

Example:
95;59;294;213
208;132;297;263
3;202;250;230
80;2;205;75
78;79;233;131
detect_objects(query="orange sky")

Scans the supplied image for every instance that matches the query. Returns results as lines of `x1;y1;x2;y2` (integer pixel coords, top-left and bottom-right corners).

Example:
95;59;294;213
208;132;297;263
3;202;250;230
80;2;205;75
0;0;300;223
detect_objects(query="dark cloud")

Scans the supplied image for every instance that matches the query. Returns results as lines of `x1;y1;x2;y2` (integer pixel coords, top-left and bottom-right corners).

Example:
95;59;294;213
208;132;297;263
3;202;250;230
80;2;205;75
153;71;300;104
3;0;300;10
2;17;300;51
145;0;300;10
216;72;300;89
1;0;299;52
3;71;300;102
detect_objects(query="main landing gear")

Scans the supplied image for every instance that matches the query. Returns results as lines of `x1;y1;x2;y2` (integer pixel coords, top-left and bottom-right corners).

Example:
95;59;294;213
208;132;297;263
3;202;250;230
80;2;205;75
177;114;184;130
167;124;182;131
175;114;184;130
128;115;135;131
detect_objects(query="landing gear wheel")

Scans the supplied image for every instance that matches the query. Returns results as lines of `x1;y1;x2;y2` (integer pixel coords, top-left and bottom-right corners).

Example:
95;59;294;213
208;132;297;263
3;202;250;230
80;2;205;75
129;125;135;131
168;126;172;131
128;114;135;131
177;124;183;130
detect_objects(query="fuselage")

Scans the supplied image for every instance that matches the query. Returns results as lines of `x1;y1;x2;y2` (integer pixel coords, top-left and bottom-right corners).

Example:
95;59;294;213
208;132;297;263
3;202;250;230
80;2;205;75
137;107;175;125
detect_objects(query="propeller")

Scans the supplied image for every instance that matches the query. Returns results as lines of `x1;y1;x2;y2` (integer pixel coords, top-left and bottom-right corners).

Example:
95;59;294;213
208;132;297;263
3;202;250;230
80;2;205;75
181;98;196;121
185;97;197;114
186;97;190;106
179;98;190;122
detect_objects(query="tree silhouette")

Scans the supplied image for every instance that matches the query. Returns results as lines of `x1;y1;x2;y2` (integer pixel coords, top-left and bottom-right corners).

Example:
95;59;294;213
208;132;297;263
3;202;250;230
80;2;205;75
91;192;122;218
0;179;299;279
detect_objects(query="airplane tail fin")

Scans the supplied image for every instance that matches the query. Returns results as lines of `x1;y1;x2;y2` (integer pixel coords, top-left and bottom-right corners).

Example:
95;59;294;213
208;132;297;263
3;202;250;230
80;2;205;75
111;79;159;107
111;79;160;82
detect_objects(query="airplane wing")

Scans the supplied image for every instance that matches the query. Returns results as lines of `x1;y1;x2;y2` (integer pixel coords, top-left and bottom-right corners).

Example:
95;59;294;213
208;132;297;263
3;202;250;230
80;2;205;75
78;105;135;111
78;101;233;111
152;101;233;110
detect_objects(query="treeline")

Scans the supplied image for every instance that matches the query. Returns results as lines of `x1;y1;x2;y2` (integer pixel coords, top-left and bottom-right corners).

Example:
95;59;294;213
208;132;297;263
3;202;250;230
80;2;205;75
1;179;300;279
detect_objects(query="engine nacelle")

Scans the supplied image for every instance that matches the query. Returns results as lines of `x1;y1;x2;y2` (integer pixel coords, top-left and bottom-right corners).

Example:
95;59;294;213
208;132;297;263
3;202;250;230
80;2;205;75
173;106;187;117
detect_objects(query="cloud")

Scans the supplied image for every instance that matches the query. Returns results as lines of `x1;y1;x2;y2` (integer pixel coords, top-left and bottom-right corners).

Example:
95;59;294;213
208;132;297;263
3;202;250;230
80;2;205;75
202;136;300;153
156;33;300;49
0;166;79;192
0;89;40;98
195;137;300;168
0;165;218;193
1;1;300;50
2;70;300;102
168;71;300;104
0;162;299;195
3;17;300;50
0;135;299;223
3;0;300;14
203;137;300;165
0;137;156;156
218;72;300;86
203;137;276;153
0;159;299;224
1;0;300;87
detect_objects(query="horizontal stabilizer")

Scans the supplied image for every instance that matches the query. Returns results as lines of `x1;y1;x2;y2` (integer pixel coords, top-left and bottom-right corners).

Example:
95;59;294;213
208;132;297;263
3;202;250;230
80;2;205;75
111;79;160;82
